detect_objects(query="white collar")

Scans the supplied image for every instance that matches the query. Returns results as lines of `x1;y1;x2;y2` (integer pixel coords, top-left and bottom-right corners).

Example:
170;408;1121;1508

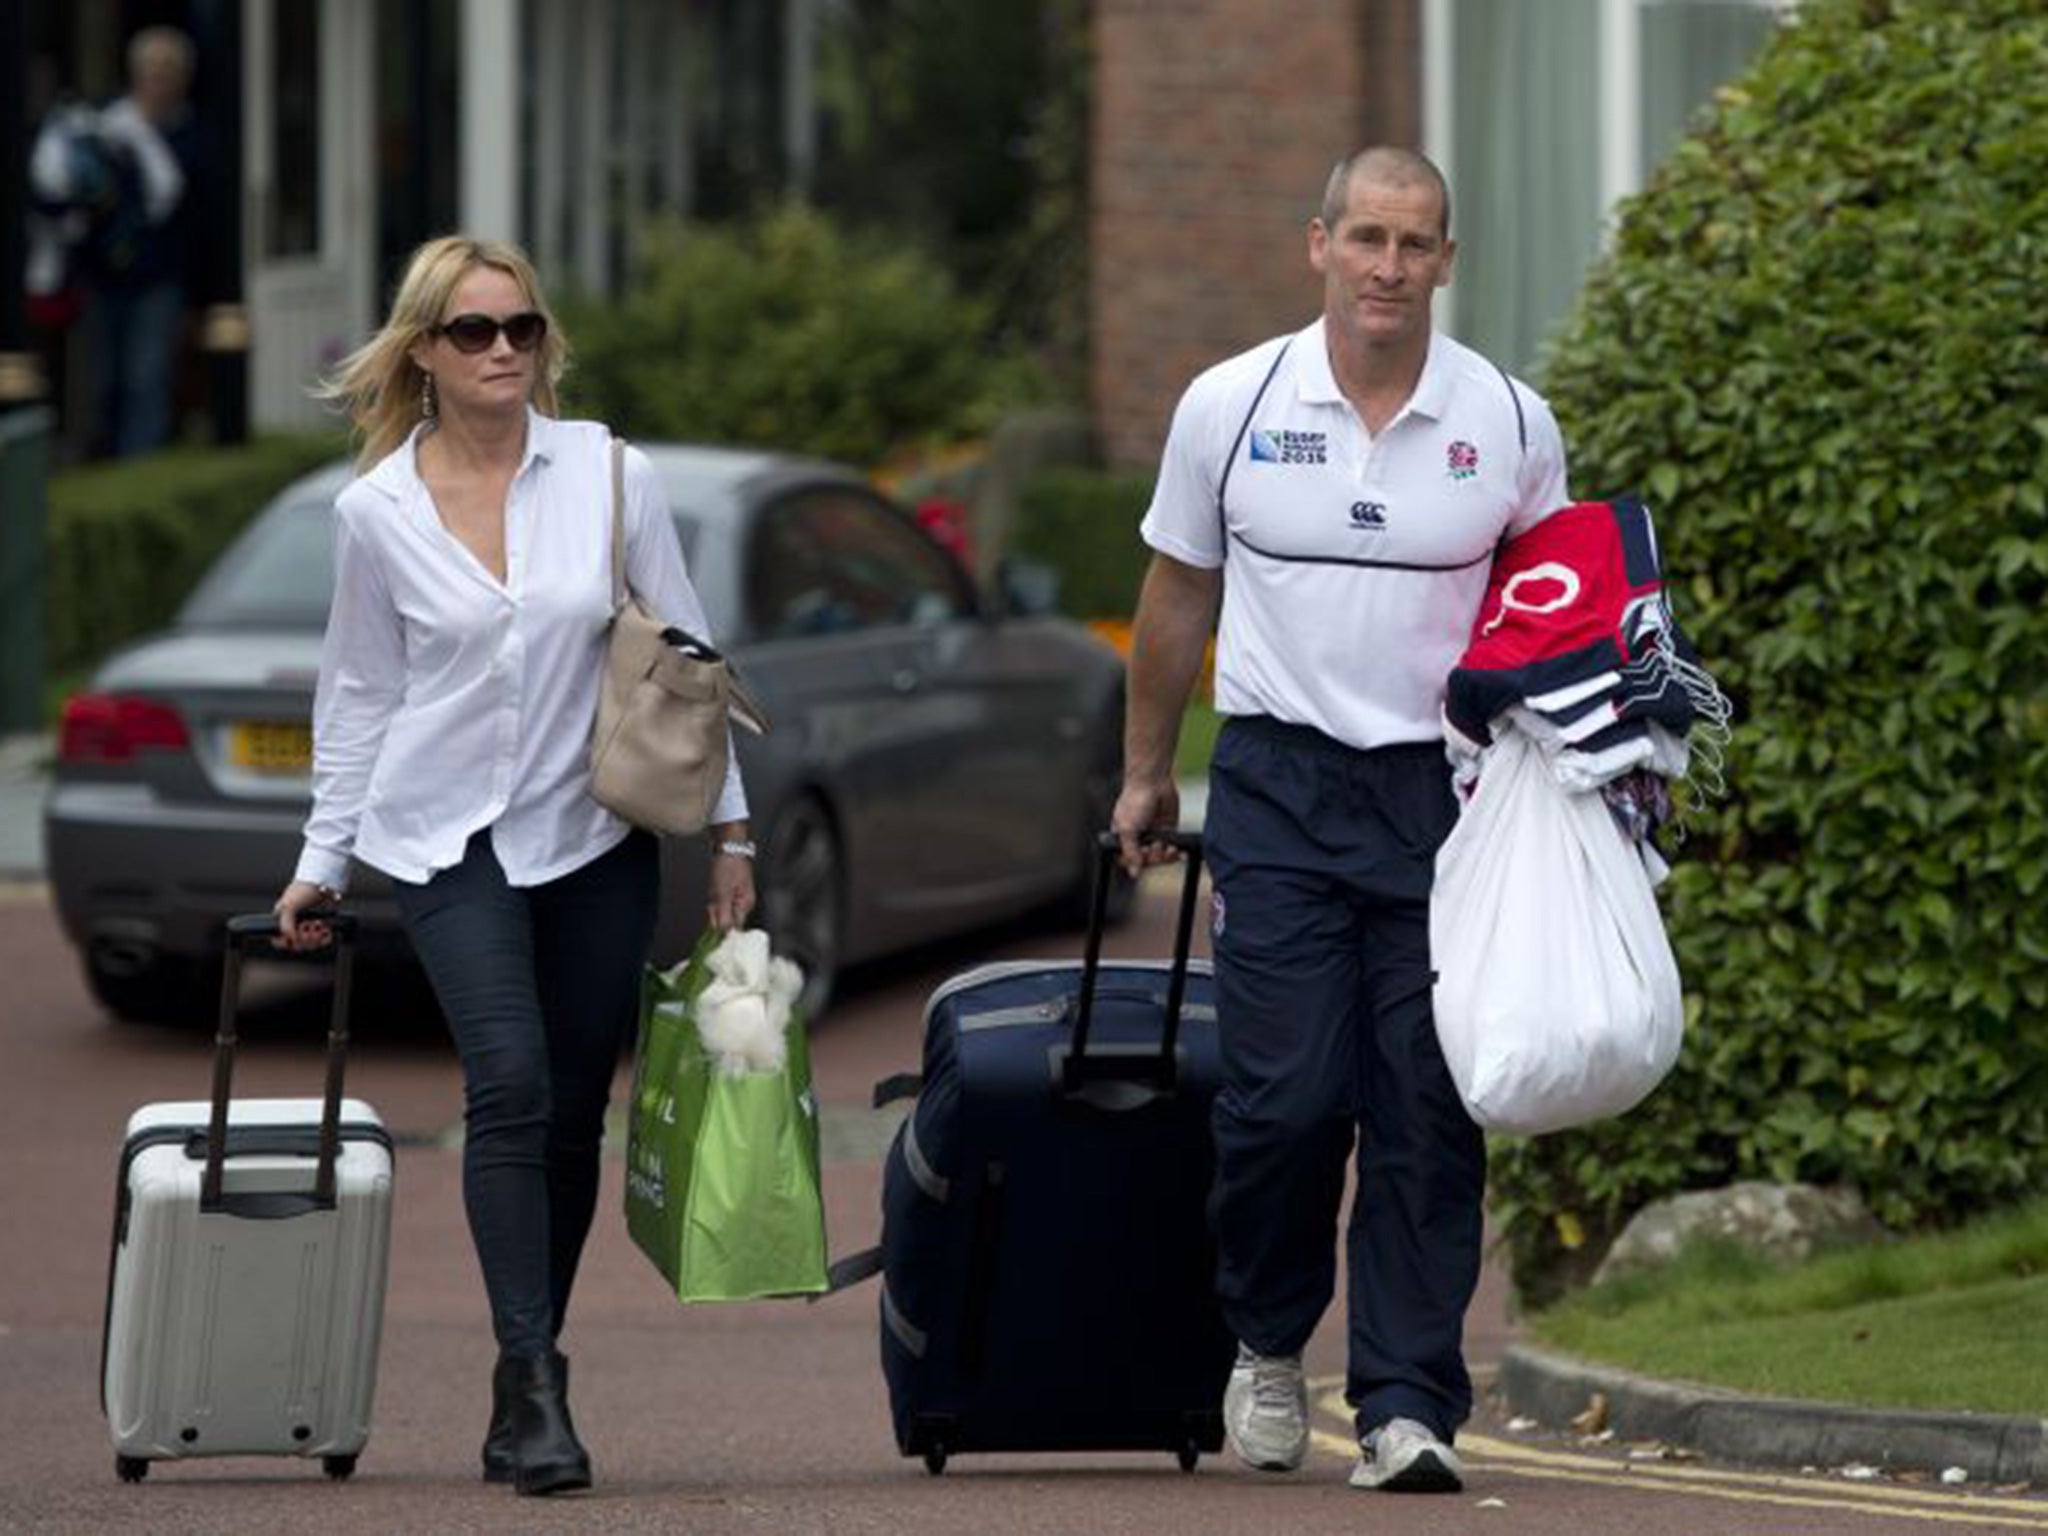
362;404;557;499
1295;318;1453;423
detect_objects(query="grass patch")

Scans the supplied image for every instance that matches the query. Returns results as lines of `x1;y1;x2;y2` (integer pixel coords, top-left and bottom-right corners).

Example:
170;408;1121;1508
1175;698;1223;781
1531;1200;2048;1414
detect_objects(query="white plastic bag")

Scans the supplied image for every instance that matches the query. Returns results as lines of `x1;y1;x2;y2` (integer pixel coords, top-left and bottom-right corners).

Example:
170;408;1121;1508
1429;730;1683;1135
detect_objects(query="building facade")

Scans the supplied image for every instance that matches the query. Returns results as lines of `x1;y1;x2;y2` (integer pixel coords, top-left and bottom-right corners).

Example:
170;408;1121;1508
1090;0;1786;470
243;0;824;430
22;0;822;439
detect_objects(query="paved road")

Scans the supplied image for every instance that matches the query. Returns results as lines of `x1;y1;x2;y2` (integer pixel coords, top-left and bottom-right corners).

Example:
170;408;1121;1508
2;881;2043;1534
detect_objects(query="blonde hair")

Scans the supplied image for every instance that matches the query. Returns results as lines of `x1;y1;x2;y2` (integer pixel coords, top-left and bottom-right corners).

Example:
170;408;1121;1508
318;236;571;471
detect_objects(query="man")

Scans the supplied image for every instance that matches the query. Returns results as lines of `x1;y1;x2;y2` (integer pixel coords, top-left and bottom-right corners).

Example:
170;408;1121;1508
86;26;202;457
1112;147;1568;1493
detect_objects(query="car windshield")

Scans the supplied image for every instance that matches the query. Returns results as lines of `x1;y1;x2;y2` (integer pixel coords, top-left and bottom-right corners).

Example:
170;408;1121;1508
181;498;706;629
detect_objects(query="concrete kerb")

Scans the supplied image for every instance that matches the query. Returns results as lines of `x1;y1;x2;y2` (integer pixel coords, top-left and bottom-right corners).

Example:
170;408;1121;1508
1499;1341;2048;1485
0;732;51;881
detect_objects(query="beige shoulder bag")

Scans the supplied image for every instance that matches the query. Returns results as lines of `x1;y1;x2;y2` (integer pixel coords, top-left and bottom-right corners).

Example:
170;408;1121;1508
589;438;769;834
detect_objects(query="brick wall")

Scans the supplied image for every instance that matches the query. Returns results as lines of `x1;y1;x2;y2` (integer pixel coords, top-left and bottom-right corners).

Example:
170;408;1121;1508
1090;0;1421;470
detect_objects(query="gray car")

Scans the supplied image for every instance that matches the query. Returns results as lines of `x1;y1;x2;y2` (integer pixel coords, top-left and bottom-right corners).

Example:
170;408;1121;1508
45;444;1133;1024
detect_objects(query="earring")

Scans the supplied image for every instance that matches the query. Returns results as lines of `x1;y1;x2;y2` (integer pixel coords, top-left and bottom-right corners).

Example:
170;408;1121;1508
421;372;438;421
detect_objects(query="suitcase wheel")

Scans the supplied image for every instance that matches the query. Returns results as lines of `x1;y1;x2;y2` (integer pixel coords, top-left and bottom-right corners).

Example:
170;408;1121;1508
1177;1441;1199;1474
323;1454;358;1481
115;1455;149;1483
922;1443;949;1476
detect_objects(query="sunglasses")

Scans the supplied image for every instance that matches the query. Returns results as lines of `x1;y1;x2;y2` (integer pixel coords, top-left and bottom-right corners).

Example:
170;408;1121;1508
432;311;548;354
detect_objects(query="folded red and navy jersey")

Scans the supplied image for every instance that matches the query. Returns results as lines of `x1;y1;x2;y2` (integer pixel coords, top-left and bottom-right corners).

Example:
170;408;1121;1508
1445;498;1720;770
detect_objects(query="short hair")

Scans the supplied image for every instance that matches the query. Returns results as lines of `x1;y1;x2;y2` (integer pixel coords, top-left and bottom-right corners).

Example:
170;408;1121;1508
1320;148;1452;239
128;26;195;86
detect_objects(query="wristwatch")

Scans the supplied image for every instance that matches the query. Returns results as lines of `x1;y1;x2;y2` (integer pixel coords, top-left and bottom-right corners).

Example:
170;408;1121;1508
714;839;757;861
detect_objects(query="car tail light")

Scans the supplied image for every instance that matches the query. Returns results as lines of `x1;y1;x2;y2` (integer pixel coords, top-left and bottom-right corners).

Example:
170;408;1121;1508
58;693;193;764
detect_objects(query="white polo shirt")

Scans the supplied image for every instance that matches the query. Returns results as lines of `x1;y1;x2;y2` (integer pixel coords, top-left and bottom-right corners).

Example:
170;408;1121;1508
1141;320;1570;751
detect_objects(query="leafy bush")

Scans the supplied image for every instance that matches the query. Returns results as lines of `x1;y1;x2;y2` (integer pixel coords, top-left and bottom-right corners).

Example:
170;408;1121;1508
562;206;1040;467
47;434;343;672
1491;0;2048;1303
1011;469;1155;619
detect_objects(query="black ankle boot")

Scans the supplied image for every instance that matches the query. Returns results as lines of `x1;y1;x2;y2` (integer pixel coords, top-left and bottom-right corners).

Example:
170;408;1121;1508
480;1367;513;1483
493;1349;592;1496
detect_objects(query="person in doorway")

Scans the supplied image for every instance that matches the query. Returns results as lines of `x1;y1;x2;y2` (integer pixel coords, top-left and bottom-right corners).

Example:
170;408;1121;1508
271;235;756;1496
85;25;205;456
1112;147;1569;1493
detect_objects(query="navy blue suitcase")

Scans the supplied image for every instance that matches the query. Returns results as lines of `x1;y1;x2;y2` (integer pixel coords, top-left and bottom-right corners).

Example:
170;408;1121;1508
874;833;1235;1474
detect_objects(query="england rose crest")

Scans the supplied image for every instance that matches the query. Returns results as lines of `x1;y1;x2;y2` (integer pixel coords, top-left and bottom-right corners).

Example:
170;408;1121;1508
1447;440;1479;481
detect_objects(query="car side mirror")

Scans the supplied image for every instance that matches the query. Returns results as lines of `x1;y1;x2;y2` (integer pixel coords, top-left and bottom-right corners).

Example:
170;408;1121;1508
995;557;1062;619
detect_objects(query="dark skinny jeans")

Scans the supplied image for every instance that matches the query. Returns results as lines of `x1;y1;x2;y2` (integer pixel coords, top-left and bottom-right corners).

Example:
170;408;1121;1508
394;828;658;1358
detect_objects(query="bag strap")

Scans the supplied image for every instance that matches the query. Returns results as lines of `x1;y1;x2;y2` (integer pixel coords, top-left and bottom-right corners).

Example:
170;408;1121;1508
609;436;629;611
820;1246;884;1295
608;432;774;737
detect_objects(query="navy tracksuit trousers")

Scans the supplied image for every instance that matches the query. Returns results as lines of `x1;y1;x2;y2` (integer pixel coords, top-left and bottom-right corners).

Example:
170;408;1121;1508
1204;716;1486;1443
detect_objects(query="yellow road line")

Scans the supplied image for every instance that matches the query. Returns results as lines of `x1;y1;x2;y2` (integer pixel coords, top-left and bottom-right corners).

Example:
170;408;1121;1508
1462;1431;2048;1512
1308;1386;2048;1528
1309;1429;2048;1529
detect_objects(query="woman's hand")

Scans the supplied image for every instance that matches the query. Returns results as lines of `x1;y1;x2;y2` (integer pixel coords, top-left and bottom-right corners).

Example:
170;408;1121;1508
706;825;757;933
272;879;338;951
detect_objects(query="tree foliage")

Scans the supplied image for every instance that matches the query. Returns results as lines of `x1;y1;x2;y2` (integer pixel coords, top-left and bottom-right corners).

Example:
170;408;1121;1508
812;0;1090;382
1492;0;2048;1302
562;206;1037;467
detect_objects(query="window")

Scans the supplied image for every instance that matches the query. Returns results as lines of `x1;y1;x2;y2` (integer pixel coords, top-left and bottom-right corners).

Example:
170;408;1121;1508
1639;1;1779;172
748;489;971;641
266;1;323;259
1426;0;1783;376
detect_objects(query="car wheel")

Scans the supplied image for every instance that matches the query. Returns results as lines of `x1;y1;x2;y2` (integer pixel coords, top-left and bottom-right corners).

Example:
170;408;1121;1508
83;951;213;1025
759;795;842;1021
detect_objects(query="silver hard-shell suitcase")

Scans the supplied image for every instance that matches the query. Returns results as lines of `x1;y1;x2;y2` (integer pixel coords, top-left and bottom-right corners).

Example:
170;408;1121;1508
100;912;394;1482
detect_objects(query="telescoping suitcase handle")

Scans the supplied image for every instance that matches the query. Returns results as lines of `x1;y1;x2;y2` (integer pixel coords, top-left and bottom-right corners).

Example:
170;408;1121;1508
1061;830;1204;1103
200;911;361;1213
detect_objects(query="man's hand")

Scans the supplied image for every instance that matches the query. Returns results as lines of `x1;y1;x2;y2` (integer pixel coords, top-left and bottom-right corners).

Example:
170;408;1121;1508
1112;775;1183;877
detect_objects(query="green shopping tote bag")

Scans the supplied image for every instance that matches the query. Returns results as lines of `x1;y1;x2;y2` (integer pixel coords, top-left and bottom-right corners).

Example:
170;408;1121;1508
624;932;829;1301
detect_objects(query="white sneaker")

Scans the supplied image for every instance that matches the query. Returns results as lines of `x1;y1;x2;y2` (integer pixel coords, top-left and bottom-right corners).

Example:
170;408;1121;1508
1222;1344;1308;1472
1350;1417;1465;1492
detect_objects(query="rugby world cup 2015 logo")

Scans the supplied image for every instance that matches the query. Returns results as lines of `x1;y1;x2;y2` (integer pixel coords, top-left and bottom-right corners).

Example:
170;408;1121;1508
1446;440;1480;481
1250;428;1328;465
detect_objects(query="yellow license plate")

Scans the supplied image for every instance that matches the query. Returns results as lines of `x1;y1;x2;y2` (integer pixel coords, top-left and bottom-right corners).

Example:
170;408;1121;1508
229;720;313;772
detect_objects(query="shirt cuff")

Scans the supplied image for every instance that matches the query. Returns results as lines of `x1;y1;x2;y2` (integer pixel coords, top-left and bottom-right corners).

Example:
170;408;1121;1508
710;759;749;828
294;844;352;894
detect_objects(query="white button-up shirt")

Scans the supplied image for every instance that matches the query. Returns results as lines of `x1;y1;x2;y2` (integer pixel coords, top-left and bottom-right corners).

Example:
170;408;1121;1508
294;410;746;893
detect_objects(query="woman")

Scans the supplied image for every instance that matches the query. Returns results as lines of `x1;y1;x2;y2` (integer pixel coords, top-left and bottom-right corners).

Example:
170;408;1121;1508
273;235;755;1496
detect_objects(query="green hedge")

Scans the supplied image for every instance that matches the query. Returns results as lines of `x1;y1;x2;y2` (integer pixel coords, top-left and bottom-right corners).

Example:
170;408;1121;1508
48;434;343;673
562;205;1043;468
1490;0;2048;1304
1010;468;1155;618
